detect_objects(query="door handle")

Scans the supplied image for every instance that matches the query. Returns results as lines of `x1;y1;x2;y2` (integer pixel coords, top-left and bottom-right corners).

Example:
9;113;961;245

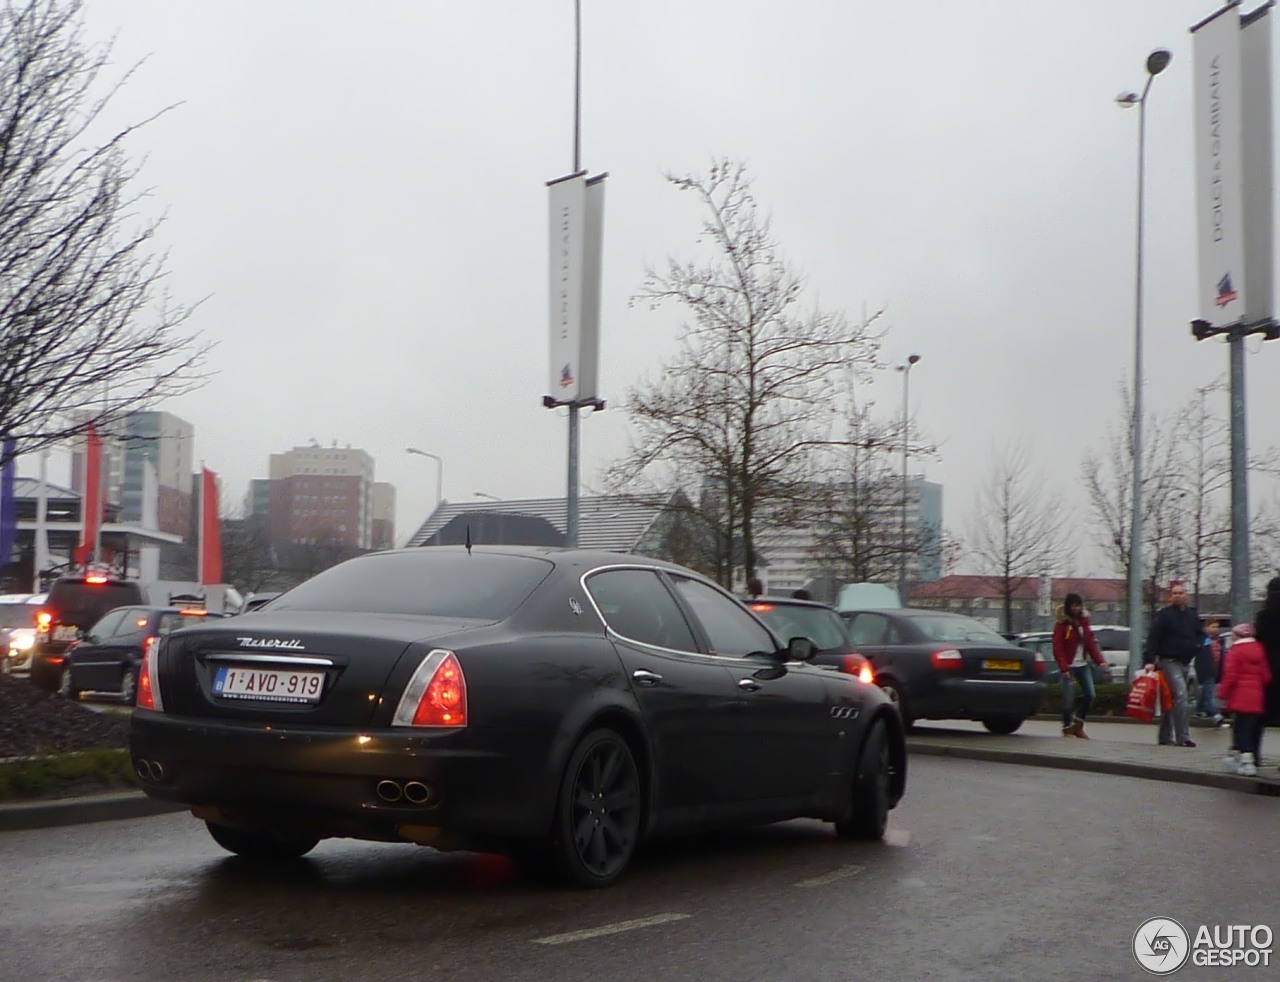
737;678;761;692
632;669;663;686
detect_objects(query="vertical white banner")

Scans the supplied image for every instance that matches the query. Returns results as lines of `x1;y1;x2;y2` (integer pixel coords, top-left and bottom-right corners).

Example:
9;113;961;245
1193;2;1249;326
1241;2;1275;323
577;174;606;402
547;172;586;401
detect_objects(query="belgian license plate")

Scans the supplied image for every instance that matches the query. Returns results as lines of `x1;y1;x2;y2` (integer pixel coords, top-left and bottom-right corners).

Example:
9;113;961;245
53;626;79;641
983;659;1021;671
213;666;325;704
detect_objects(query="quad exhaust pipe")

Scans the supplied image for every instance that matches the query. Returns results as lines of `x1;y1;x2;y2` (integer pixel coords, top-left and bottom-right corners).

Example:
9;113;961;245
134;758;167;782
375;779;434;805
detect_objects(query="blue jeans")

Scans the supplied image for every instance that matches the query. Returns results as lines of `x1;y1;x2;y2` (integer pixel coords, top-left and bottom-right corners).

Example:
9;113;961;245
1195;680;1218;716
1061;666;1096;728
1157;658;1192;745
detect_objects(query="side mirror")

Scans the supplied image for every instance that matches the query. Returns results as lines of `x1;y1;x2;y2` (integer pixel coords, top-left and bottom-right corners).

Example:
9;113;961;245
786;636;816;662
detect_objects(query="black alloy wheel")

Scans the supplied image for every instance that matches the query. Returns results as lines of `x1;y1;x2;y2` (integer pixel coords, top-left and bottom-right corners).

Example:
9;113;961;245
58;666;81;701
835;719;892;841
878;679;913;729
552;729;642;888
205;821;319;861
981;715;1026;735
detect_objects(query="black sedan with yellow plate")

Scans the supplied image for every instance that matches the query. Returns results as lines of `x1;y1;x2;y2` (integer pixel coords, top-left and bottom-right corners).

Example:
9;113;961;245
839;608;1044;733
130;547;906;887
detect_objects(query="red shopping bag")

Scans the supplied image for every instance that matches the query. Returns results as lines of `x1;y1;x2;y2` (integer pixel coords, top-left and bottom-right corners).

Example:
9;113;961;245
1126;672;1158;722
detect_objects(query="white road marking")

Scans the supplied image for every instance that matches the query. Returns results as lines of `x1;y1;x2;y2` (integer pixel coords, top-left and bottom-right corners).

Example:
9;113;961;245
884;828;911;847
531;913;692;946
794;864;864;888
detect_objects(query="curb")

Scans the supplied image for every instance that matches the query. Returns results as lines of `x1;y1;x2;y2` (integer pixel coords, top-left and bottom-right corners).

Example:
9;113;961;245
0;792;186;832
906;740;1280;797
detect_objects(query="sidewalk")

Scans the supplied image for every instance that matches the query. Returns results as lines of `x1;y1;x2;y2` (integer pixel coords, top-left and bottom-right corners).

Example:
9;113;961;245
2;717;1277;832
906;717;1280;796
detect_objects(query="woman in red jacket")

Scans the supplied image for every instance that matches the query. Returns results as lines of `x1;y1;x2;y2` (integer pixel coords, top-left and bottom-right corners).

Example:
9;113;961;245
1052;593;1108;738
1218;623;1273;776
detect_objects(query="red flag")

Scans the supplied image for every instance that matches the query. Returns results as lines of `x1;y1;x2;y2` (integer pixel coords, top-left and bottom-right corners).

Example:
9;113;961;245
199;467;222;585
75;425;103;567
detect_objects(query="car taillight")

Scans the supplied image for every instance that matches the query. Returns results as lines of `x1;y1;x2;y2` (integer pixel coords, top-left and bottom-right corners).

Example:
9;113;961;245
36;610;51;636
930;648;964;669
137;637;163;711
392;650;467;728
85;574;108;584
1032;651;1047;676
841;654;875;684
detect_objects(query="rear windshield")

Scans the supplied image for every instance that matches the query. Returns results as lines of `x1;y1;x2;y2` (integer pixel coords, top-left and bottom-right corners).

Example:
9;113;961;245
47;582;145;626
750;603;850;651
157;611;213;634
0;603;34;629
268;551;555;620
907;613;1008;644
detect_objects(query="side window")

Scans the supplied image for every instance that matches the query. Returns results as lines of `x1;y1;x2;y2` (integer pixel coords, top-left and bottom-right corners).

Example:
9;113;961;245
88;609;128;640
586;569;699;652
670;576;777;657
848;613;890;646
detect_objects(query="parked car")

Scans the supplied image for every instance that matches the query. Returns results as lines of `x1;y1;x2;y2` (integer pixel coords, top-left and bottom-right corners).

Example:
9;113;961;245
1089;625;1134;684
30;574;148;692
840;607;1044;733
130;547;906;887
61;604;219;702
1012;632;1109;685
0;593;44;677
746;596;874;683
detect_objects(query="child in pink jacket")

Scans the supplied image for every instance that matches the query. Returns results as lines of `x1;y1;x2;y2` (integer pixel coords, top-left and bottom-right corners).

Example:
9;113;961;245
1218;624;1272;776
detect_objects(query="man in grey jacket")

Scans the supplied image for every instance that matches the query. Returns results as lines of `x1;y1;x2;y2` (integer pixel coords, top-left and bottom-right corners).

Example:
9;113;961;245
1144;582;1203;748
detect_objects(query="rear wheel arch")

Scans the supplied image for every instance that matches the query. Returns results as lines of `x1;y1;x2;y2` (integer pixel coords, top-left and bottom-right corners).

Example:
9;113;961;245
566;707;654;834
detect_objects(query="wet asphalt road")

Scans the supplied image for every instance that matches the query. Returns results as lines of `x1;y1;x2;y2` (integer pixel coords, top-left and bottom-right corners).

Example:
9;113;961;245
2;757;1278;982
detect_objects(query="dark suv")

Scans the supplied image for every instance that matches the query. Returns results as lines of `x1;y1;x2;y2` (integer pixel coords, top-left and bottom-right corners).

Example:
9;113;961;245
30;574;147;692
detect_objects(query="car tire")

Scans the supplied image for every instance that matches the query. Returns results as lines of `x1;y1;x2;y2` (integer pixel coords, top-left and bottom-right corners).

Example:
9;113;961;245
878;679;914;730
120;667;139;705
58;666;81;701
835;719;891;840
205;821;319;861
548;728;642;888
981;716;1026;735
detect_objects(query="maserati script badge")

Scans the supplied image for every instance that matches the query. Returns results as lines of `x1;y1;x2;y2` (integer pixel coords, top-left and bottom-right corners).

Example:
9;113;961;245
236;637;306;650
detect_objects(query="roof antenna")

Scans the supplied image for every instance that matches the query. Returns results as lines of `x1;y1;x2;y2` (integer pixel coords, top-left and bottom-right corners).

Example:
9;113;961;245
465;524;472;555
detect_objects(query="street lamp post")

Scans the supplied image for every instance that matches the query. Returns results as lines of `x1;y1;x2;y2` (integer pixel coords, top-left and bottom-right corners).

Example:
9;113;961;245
897;354;920;602
1116;47;1171;677
405;447;443;510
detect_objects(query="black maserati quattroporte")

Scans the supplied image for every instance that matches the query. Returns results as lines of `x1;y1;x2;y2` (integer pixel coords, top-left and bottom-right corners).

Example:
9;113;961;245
130;547;906;886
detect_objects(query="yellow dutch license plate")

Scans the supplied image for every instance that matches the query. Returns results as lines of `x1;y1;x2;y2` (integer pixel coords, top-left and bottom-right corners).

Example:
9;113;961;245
983;659;1021;671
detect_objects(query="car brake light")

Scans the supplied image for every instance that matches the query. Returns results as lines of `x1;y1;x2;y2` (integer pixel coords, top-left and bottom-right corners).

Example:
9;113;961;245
749;603;774;612
36;610;52;634
137;637;163;711
841;654;875;684
86;575;108;584
392;650;467;728
930;648;964;669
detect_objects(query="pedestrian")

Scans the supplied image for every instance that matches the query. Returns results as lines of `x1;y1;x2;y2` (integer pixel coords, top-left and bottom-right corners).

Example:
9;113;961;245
1052;593;1108;738
1143;581;1203;748
1254;576;1280;744
1194;619;1225;727
1217;623;1272;776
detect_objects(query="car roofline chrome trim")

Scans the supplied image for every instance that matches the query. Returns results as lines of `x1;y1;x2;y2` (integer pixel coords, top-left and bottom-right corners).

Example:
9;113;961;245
203;653;336;666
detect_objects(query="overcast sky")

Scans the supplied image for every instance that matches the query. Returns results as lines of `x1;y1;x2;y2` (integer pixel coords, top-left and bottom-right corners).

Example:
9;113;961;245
27;0;1280;576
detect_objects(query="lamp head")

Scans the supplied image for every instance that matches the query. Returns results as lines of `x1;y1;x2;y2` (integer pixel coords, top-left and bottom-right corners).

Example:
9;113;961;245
1146;49;1172;76
907;353;921;366
1116;91;1140;108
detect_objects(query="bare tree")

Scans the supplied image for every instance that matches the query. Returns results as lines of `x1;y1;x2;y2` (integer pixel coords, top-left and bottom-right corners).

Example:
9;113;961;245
968;440;1073;633
609;159;883;588
0;0;208;468
806;402;927;585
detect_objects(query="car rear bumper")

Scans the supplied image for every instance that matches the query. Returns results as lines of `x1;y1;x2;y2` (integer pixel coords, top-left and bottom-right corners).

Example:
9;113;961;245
918;678;1043;720
129;710;557;844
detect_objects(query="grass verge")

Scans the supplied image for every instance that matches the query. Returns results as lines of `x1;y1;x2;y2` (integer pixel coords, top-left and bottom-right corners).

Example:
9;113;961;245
0;748;140;802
